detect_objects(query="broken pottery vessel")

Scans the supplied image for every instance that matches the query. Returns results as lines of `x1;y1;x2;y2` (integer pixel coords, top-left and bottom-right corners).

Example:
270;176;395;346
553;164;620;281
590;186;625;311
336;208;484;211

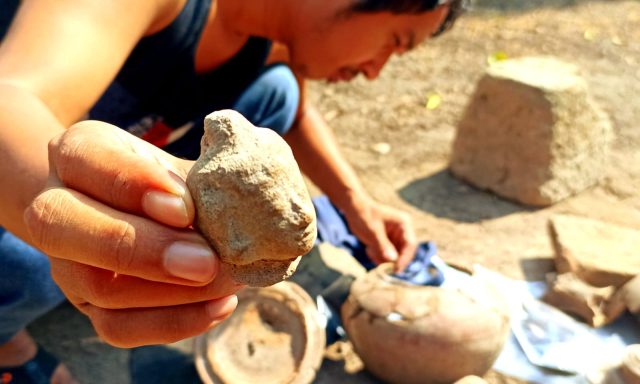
543;272;617;327
606;274;640;321
341;264;510;384
187;110;317;286
620;345;640;384
194;282;325;384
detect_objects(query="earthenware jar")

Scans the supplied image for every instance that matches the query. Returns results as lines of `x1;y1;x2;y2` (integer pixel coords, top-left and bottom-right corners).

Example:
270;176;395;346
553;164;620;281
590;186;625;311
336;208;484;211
341;263;510;384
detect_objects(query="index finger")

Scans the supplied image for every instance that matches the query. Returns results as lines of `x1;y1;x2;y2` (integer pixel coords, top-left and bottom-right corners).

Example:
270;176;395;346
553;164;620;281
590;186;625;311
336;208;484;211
49;121;195;228
392;222;418;273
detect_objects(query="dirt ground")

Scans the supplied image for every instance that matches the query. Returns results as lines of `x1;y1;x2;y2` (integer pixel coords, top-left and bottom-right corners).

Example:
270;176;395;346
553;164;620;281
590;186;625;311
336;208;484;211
29;1;640;383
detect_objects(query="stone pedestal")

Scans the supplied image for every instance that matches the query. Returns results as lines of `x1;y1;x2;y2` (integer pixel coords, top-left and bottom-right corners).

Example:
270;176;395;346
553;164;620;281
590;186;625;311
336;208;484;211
450;57;613;206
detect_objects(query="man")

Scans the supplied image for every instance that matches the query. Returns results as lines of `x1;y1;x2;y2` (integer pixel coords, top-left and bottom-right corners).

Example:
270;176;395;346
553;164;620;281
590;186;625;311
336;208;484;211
0;0;464;382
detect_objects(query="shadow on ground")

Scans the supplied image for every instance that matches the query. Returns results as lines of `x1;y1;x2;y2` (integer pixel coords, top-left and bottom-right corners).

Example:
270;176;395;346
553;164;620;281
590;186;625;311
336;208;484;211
519;257;556;282
399;170;532;223
130;346;200;384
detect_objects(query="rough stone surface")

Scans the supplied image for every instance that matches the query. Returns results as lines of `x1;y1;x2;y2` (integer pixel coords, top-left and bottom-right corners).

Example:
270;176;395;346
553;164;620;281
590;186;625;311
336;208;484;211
543;272;616;327
341;264;510;384
549;215;640;288
187;110;317;286
450;56;613;206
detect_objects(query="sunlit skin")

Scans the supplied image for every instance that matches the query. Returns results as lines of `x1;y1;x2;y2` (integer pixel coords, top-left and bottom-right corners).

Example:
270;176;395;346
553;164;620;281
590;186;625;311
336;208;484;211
199;0;449;81
287;7;449;81
0;0;453;374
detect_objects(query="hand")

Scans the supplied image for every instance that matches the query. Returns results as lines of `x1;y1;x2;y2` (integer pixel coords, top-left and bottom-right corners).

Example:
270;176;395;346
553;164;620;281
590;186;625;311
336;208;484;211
23;121;243;348
342;196;417;272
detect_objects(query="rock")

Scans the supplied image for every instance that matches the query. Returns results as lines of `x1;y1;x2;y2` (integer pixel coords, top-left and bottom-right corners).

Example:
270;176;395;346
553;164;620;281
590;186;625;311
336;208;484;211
341;264;510;384
454;376;489;384
549;215;640;288
620;345;640;384
187;110;317;287
543;272;617;327
450;56;613;206
606;274;640;320
194;282;325;384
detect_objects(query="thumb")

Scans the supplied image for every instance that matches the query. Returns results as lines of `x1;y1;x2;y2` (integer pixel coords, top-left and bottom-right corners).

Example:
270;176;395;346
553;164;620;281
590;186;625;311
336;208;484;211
50;121;195;228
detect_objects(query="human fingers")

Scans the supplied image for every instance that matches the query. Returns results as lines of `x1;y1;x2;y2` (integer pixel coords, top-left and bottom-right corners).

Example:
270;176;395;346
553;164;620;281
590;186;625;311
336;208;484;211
78;296;238;348
25;187;217;285
362;221;399;266
392;220;418;272
49;120;195;228
51;258;242;309
387;216;418;273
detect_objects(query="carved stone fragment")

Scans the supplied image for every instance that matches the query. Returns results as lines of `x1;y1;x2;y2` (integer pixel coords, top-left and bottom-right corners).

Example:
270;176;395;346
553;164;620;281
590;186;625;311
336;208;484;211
187;110;317;286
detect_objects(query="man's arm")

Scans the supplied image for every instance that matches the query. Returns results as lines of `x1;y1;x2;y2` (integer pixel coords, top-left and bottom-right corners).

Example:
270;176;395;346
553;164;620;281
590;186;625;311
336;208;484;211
0;0;238;346
285;82;417;270
0;0;159;237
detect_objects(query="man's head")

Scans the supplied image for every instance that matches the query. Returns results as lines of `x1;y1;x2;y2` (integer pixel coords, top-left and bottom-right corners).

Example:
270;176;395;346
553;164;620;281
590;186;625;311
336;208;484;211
285;0;467;81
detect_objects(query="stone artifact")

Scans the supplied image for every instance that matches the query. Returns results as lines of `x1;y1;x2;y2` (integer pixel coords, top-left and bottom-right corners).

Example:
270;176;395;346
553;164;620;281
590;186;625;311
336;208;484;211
194;282;325;384
549;215;640;288
606;274;640;320
341;264;510;384
187;110;317;286
543;272;616;327
620;345;640;384
450;56;613;206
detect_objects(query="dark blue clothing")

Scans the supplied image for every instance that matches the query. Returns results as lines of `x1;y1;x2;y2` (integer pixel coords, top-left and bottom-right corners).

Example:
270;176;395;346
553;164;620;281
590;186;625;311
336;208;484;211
90;0;275;159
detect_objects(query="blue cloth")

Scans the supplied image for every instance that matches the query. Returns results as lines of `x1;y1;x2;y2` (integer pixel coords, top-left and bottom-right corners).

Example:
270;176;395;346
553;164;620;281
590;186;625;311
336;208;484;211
313;195;444;286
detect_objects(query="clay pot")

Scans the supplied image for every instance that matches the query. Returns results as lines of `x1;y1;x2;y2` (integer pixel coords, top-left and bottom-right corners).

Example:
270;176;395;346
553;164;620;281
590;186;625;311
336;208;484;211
341;264;510;384
621;345;640;384
194;282;325;384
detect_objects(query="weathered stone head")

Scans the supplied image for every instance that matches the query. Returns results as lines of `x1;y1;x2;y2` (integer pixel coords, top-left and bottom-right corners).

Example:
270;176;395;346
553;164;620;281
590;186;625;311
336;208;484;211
187;110;317;287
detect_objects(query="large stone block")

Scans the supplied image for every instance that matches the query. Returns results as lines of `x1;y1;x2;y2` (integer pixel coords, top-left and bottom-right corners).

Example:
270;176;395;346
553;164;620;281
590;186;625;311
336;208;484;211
450;57;613;206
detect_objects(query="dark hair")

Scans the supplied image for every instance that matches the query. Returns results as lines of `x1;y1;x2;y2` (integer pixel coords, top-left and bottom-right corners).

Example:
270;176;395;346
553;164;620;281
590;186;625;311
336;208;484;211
350;0;444;14
350;0;470;37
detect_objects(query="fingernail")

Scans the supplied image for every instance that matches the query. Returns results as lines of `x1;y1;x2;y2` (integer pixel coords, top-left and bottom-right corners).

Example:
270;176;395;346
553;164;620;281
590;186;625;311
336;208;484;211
143;191;190;227
167;171;188;197
206;295;238;320
384;249;398;261
164;241;217;282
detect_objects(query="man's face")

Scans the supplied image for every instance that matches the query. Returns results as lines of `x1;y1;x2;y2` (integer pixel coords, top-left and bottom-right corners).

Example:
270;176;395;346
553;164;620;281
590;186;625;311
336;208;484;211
286;3;449;81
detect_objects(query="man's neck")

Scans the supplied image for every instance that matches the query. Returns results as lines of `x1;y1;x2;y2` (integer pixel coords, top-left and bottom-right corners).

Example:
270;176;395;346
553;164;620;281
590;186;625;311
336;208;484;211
217;0;297;43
